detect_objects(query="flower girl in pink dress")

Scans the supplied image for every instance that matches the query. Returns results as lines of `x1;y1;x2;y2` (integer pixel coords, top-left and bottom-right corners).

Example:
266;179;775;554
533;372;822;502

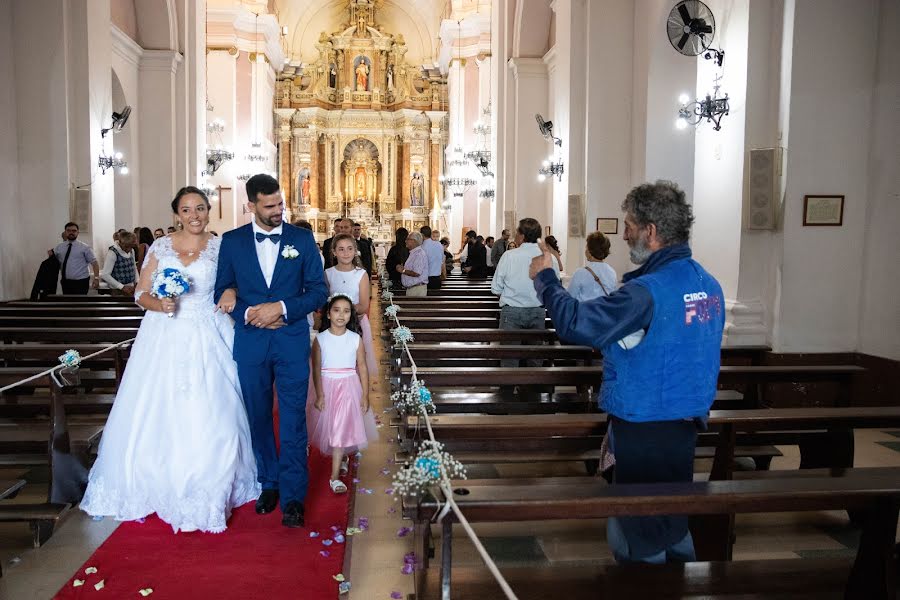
309;294;378;493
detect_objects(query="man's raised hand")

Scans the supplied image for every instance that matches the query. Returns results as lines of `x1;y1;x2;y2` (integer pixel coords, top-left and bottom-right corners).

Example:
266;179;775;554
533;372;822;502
529;239;554;279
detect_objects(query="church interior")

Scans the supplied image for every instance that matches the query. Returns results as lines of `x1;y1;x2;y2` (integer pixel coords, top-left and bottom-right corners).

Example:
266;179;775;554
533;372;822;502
0;0;898;598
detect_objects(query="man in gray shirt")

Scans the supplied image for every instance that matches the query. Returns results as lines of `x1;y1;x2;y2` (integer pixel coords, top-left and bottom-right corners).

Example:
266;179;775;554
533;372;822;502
490;229;511;267
53;222;99;294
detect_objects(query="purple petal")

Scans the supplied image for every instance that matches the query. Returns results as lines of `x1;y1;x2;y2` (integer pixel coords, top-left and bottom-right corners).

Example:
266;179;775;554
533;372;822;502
352;478;361;484
404;552;417;564
397;526;412;538
391;592;403;599
387;507;397;514
322;539;334;546
401;564;414;575
319;550;331;557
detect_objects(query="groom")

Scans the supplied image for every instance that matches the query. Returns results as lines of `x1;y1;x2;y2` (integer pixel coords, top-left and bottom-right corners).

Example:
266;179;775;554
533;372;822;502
214;174;327;528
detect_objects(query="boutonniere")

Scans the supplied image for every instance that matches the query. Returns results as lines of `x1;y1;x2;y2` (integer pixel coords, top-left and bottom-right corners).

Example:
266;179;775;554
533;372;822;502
281;245;299;259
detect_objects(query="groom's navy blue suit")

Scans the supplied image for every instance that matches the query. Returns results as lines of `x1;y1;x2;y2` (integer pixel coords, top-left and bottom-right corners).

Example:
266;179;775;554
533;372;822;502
214;223;327;509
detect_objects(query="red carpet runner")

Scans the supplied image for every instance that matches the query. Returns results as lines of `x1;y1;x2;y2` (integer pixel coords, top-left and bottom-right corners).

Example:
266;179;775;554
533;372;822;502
54;449;352;600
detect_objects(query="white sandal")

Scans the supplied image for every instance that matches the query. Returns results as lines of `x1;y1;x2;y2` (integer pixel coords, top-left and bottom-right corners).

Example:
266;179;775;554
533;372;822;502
330;479;348;494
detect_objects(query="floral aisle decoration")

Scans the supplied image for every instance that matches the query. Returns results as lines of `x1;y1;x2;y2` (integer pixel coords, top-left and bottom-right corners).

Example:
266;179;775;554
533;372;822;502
391;325;413;345
384;304;400;319
391;440;466;499
391;380;435;416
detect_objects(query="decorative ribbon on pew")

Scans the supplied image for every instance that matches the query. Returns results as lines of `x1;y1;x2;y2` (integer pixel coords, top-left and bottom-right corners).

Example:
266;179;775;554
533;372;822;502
380;271;520;600
0;338;136;394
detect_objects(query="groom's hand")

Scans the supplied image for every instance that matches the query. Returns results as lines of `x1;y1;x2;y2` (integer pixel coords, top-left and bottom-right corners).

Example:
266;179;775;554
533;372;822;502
246;302;285;328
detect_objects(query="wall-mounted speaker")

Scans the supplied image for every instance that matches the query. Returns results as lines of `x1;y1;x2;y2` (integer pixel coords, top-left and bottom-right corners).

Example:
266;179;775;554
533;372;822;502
746;148;779;230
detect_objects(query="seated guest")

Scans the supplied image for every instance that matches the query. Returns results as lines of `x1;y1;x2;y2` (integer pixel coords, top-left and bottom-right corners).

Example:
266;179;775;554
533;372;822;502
567;232;617;301
135;227;155;273
491;218;558;368
153;228;165;239
397;232;429;296
167;226;177;234
385;228;409;290
485;236;495;274
458;230;477;267
464;235;489;278
101;230;139;296
530;180;725;565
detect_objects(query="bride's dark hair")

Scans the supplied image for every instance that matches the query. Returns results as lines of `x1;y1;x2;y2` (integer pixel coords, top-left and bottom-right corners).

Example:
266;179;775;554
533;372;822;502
319;294;361;334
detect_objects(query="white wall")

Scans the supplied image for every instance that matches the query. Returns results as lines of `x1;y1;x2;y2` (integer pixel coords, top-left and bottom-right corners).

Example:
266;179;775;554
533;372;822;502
110;25;142;230
776;0;879;352
0;0;24;300
858;0;900;360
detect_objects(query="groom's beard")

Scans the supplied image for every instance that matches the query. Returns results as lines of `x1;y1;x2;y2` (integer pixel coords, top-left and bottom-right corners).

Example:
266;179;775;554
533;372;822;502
257;212;283;228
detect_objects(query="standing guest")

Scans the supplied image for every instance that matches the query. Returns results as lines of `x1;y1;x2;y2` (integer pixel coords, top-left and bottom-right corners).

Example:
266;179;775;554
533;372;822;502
153;228;165;239
352;222;375;276
485;236;495;274
385;228;409;290
464;236;489;278
53;222;99;294
32;250;60;300
397;232;429;297
291;218;322;340
458;230;477;267
323;218;352;269
491;229;511;267
431;229;441;243
567;232;617;302
420;225;445;289
100;231;139;296
440;237;454;274
530;180;725;564
135;227;155;273
326;234;378;378
491;218;558;368
545;235;564;272
309;294;376;494
167;226;176;234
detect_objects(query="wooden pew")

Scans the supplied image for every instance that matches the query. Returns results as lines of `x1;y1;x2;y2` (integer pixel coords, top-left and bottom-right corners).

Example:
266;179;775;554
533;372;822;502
0;343;131;383
40;295;133;303
0;316;144;328
0;306;143;318
407;467;900;600
0;327;139;343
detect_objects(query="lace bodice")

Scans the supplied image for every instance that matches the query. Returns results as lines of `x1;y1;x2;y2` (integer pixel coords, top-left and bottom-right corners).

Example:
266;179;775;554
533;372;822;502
136;235;221;315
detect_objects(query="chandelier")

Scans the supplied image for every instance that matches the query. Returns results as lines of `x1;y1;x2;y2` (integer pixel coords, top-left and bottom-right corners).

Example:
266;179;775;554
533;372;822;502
440;146;476;208
676;76;730;131
98;152;128;175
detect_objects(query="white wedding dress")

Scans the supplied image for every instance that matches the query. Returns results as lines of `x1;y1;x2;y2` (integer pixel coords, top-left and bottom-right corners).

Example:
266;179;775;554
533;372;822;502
80;235;260;533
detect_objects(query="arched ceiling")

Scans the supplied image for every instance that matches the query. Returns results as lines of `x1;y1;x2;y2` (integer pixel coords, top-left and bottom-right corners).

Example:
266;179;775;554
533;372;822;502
275;0;448;68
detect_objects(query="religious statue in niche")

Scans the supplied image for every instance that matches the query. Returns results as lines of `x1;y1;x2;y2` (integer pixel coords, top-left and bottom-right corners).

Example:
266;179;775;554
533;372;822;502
386;64;394;91
355;167;367;199
297;167;311;205
354;57;370;91
328;63;337;88
410;169;425;206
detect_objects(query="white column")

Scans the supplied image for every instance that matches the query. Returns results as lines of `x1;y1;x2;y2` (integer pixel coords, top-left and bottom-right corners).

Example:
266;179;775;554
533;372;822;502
205;49;238;230
508;58;550;227
475;54;494;236
175;0;206;186
446;57;466;245
111;26;143;230
138;50;183;230
493;0;512;238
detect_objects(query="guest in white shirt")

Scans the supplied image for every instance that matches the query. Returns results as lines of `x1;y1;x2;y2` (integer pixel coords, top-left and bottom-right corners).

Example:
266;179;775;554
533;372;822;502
100;231;139;296
491;218;559;368
419;225;446;289
567;232;618;302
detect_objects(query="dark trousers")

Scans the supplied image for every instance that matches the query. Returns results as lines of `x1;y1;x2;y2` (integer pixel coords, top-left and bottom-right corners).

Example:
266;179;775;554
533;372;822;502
427;276;442;290
236;348;310;509
61;278;90;295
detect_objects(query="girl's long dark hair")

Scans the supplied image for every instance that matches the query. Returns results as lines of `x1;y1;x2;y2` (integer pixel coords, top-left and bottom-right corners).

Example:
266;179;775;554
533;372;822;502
319;294;361;334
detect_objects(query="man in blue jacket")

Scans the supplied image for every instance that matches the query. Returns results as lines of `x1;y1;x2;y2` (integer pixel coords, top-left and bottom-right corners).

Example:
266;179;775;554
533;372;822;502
530;180;725;563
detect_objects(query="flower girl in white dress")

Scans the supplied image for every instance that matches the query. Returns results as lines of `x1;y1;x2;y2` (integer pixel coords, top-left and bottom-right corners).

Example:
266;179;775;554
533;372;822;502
80;187;260;533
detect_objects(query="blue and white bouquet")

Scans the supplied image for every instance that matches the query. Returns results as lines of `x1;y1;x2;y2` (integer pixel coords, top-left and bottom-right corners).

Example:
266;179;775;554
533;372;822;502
151;268;191;317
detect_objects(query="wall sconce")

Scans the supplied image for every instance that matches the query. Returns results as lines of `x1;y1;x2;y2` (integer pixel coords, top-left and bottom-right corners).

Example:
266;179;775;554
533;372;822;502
676;85;730;131
98;152;128;175
538;156;564;182
204;147;234;176
207;118;225;134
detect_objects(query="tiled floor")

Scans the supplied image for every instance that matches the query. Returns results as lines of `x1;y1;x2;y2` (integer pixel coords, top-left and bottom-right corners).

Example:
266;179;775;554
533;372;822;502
2;297;900;598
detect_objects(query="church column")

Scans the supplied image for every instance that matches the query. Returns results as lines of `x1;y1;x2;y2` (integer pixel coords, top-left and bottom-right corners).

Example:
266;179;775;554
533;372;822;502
309;132;319;211
276;113;292;211
429;115;444;217
508;58;550;227
475;54;494;236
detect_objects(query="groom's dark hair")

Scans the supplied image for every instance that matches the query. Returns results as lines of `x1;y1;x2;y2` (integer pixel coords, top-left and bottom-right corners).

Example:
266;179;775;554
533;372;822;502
246;174;280;203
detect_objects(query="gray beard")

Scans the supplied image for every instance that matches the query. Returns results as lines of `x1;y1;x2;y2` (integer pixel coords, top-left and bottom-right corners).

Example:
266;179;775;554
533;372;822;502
629;236;652;265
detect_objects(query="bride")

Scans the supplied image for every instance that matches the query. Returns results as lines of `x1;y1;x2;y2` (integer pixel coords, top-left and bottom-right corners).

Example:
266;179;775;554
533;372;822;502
80;187;260;533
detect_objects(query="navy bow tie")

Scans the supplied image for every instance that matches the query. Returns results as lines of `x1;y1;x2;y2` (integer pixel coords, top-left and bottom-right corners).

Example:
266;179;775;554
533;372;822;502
256;232;281;244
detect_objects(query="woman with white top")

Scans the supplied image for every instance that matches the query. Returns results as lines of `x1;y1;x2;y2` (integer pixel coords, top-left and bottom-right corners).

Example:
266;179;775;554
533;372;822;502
567;232;618;302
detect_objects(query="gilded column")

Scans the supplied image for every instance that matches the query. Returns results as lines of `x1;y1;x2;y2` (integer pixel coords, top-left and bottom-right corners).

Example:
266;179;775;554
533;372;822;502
400;141;411;209
309;134;319;210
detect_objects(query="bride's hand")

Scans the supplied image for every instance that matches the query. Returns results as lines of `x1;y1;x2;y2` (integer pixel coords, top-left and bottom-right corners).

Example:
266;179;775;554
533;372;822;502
159;297;176;314
216;289;237;314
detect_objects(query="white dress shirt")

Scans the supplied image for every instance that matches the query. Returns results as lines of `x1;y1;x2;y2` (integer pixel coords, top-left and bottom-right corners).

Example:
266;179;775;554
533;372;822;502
491;242;559;307
245;220;287;322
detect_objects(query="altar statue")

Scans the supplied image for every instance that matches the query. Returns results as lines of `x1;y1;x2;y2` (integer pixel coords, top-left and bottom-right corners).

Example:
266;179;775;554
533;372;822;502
356;61;369;91
410;170;424;206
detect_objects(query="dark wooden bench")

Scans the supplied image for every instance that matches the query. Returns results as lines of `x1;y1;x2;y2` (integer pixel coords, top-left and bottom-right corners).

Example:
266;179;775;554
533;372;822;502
39;295;134;303
0;327;139;343
0;305;143;317
407;467;900;600
0;315;145;328
0;343;132;383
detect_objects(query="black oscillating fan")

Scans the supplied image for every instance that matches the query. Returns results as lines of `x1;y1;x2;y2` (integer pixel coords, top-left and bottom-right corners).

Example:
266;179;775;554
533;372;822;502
667;1;716;56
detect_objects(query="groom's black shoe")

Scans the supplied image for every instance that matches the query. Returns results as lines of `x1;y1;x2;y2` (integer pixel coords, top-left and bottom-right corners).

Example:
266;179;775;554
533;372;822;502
255;489;279;515
282;501;305;528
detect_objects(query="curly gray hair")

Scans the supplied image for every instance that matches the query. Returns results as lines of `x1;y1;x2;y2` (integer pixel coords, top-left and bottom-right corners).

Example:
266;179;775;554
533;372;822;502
621;180;694;245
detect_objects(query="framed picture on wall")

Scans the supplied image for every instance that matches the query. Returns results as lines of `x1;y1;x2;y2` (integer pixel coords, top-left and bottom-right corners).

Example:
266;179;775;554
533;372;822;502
803;195;844;226
316;219;327;233
596;218;618;234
